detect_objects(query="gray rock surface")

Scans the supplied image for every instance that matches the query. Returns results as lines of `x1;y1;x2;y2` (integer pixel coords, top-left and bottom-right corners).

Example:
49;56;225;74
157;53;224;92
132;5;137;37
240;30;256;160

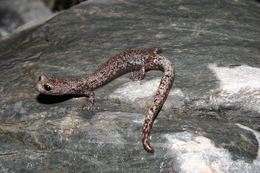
0;0;53;34
0;0;260;172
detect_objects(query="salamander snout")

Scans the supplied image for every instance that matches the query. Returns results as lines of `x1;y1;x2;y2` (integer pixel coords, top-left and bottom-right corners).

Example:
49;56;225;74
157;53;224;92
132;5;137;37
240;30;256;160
37;75;53;91
35;75;53;93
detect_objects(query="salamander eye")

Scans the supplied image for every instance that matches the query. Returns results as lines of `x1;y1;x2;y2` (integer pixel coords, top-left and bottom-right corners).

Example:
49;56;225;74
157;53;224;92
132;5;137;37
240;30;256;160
43;84;52;91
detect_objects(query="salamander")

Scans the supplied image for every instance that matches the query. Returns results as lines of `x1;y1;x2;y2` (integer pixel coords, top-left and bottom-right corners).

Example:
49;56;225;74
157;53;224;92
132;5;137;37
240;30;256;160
35;48;175;153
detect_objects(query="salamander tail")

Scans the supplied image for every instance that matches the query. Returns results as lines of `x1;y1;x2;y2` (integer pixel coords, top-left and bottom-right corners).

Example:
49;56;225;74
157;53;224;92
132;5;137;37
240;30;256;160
142;55;174;153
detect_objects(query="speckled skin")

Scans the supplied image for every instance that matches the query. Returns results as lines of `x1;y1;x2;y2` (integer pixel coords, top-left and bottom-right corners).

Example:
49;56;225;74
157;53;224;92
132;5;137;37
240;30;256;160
35;48;175;153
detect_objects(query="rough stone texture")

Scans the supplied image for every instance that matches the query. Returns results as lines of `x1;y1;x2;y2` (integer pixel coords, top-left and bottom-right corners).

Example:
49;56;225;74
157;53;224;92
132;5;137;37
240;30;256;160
0;0;53;34
0;0;259;172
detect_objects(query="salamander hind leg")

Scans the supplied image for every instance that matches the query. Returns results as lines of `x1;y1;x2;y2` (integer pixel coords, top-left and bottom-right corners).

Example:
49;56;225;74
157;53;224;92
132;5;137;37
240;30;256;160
151;48;162;54
82;90;95;110
130;66;145;81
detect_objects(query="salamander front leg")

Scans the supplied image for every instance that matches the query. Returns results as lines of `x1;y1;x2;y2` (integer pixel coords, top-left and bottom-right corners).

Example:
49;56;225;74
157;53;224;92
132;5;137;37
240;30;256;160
130;66;145;81
82;90;95;110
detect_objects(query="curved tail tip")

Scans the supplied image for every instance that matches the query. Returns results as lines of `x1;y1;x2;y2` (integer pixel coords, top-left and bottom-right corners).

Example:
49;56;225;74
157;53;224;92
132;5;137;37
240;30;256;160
143;137;155;153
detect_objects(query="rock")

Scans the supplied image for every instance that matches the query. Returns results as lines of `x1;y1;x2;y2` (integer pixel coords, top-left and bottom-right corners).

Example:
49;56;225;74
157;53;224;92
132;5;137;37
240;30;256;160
208;64;260;113
165;125;260;173
0;0;259;172
0;0;53;35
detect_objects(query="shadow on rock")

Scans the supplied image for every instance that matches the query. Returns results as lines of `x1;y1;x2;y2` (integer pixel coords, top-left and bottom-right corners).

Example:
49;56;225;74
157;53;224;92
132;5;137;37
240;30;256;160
36;94;80;104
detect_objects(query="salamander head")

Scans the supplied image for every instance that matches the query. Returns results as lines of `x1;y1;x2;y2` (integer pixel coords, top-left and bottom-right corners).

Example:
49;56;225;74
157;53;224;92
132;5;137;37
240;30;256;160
35;75;69;95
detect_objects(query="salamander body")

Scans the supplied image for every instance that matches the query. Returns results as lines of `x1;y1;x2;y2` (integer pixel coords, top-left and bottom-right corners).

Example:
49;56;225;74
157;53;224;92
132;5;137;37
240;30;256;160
35;48;175;153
